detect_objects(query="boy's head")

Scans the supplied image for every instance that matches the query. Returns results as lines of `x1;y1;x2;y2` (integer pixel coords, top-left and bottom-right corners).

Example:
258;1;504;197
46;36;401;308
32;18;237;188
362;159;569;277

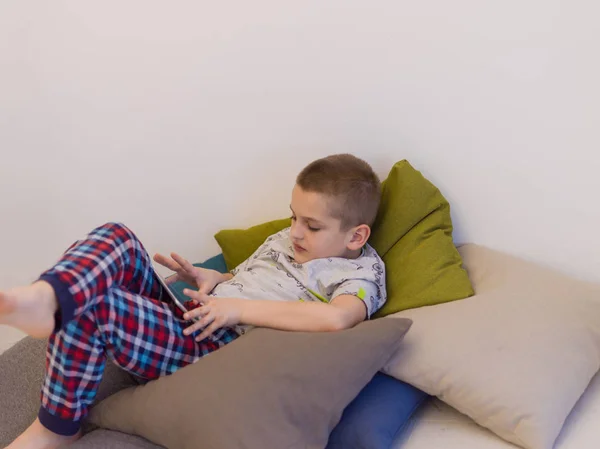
290;153;381;263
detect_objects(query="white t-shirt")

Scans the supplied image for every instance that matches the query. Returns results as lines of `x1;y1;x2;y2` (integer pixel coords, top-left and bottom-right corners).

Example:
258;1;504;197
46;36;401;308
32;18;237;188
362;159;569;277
211;228;387;335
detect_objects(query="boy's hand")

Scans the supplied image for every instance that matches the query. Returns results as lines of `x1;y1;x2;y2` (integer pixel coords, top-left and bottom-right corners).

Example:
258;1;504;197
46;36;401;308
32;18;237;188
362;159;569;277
182;290;243;342
153;252;226;294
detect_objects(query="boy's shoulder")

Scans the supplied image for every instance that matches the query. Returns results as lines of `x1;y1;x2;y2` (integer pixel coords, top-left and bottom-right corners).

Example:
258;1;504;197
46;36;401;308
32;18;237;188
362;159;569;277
298;244;385;291
306;245;386;305
259;227;293;253
265;227;291;243
326;244;384;279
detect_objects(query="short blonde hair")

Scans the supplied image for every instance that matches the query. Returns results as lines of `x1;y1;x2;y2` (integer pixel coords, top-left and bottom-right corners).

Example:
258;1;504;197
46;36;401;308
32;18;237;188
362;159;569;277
296;154;381;230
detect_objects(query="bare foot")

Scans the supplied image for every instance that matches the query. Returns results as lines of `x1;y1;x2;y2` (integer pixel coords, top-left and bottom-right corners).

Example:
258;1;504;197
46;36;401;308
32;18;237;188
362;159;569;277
0;281;58;339
6;418;81;449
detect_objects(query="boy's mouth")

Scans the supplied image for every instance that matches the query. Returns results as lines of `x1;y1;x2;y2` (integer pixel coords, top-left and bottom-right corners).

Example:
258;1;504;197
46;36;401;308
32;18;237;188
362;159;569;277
293;243;306;253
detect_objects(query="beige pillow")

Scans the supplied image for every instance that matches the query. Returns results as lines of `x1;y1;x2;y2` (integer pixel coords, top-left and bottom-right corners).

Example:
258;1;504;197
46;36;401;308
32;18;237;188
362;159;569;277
88;318;412;449
383;244;600;449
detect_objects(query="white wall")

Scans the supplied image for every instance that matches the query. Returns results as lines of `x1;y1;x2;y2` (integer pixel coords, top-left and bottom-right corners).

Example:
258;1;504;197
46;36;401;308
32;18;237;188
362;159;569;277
1;0;599;297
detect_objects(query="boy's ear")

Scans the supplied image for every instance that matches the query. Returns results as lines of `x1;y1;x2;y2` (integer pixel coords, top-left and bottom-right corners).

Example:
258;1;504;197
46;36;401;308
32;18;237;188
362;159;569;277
347;224;371;250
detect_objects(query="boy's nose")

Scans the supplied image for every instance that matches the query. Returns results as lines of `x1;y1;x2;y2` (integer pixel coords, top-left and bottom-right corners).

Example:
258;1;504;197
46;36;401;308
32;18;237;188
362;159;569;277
290;225;303;240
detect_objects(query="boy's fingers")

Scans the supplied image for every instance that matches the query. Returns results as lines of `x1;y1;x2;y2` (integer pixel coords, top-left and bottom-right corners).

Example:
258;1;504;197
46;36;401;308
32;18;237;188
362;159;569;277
184;323;200;336
183;313;205;334
183;310;213;336
153;253;181;272
183;288;197;298
184;305;210;321
198;284;212;295
164;274;179;285
183;289;212;303
171;253;195;274
197;313;215;329
196;320;221;342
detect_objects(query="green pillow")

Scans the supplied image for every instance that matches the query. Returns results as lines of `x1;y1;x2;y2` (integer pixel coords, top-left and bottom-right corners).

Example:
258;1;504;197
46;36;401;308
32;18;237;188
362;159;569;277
213;160;474;316
369;160;473;317
214;217;291;271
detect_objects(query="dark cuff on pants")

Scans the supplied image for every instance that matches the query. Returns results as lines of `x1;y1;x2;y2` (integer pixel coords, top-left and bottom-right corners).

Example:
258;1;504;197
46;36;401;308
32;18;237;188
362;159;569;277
38;406;81;436
37;273;76;333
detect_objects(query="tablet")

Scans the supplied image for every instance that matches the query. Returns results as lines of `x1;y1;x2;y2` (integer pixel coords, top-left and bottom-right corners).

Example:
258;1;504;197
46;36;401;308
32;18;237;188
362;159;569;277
152;266;200;322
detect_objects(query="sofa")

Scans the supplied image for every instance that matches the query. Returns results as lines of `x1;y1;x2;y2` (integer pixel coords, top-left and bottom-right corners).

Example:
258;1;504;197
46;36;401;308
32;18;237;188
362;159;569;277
2;160;600;448
2;243;600;449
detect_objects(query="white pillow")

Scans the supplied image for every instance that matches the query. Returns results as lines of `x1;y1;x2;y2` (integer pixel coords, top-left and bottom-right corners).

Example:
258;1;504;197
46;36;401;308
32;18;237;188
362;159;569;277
383;244;600;449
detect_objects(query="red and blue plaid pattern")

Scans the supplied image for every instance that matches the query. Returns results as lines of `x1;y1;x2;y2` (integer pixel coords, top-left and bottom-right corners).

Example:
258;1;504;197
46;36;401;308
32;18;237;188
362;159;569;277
35;222;238;436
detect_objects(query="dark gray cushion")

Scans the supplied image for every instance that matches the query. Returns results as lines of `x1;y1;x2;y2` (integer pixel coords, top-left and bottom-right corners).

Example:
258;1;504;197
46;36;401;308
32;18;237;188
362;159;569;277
0;337;46;447
0;336;146;447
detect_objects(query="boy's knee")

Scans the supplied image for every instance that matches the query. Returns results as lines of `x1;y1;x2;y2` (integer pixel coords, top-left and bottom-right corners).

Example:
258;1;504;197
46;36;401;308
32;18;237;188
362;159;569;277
95;222;136;239
99;221;129;231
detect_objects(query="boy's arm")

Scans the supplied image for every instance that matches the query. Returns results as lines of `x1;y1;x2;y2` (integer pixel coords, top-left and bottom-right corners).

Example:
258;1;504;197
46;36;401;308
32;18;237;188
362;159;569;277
239;295;367;332
182;290;368;341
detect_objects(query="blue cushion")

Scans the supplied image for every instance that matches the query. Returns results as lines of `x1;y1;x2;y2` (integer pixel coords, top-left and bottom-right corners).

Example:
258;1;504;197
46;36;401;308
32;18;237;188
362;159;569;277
326;372;429;449
168;254;229;303
169;254;429;448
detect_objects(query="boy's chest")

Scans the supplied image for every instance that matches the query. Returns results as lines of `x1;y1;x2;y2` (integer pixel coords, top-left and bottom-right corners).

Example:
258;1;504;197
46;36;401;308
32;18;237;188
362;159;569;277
250;251;352;301
222;252;348;303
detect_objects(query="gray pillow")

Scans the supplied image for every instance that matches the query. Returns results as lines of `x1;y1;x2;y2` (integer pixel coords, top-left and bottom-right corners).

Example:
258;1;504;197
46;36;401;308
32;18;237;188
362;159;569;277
88;318;412;449
70;429;164;449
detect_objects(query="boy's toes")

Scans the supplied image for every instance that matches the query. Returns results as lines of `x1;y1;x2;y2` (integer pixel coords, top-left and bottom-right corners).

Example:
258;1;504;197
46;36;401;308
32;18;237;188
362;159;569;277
0;290;16;316
0;286;56;339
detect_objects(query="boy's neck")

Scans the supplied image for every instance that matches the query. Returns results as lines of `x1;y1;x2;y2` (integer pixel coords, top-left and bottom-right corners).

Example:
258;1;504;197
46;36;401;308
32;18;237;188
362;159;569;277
344;247;364;260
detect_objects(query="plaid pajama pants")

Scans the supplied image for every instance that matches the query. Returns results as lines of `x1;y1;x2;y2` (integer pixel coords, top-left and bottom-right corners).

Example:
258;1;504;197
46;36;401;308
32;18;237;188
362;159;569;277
35;222;239;436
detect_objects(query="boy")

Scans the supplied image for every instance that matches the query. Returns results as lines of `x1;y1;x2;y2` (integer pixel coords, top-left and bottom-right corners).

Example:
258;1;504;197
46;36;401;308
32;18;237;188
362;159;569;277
0;153;387;449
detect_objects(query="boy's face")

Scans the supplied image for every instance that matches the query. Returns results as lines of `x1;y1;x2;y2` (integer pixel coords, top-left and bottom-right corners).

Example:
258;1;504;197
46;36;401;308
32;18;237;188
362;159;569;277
289;184;358;264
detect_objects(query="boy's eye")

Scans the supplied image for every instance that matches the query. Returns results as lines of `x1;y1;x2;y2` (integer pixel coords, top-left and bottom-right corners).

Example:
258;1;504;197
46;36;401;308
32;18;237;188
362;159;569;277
290;215;319;231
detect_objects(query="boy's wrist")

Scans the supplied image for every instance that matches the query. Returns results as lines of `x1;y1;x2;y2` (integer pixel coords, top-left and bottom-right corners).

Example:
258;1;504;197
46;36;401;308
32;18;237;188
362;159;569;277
220;272;234;283
237;298;250;325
